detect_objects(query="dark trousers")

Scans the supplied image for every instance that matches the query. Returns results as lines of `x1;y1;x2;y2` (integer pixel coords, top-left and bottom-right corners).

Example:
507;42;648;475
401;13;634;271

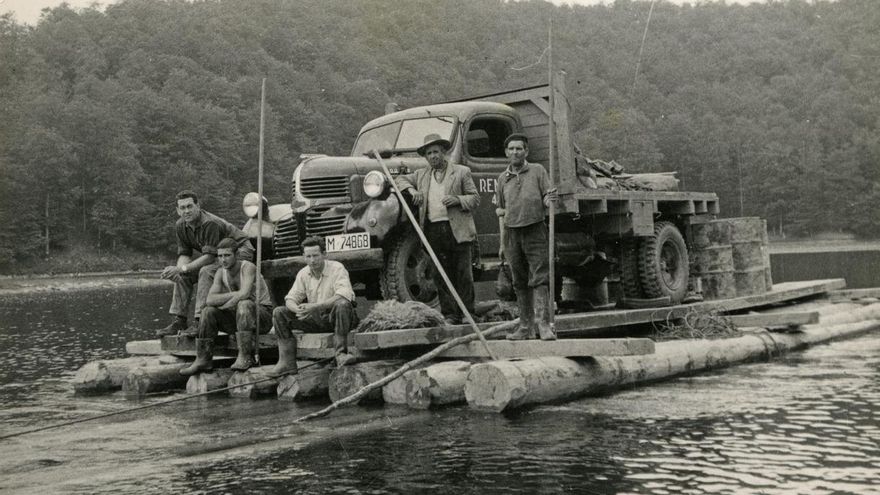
505;221;550;290
425;221;474;320
272;299;357;354
198;300;272;339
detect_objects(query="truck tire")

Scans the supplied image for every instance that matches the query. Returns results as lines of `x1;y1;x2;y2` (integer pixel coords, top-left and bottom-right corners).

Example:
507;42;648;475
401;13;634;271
380;233;439;307
619;238;644;298
639;221;689;304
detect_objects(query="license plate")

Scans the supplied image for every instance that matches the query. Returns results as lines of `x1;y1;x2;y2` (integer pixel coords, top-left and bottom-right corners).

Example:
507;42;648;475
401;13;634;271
325;233;370;253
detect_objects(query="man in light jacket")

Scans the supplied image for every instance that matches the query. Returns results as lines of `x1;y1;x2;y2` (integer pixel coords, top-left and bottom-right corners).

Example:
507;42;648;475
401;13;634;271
396;133;480;324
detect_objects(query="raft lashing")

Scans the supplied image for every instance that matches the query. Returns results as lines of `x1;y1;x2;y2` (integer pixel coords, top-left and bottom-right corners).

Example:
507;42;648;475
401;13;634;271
71;278;880;412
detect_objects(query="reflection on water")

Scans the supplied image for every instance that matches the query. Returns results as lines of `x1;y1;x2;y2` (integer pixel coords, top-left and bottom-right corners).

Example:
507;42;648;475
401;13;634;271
1;284;879;494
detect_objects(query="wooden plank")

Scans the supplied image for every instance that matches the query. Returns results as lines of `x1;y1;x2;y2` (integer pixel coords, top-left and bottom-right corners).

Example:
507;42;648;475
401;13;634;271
726;311;819;327
829;288;880;301
352;279;846;350
125;340;163;355
437;338;654;359
159;332;336;359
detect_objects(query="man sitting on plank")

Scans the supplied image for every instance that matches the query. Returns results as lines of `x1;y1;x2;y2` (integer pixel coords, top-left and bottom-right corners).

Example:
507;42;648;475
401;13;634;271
157;190;254;338
270;236;358;375
180;237;272;376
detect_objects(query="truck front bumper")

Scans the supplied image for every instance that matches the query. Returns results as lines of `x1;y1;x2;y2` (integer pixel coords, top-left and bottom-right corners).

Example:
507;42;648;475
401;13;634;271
261;248;385;279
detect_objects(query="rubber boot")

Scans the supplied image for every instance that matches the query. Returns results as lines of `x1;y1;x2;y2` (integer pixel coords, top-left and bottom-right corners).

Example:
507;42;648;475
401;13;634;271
230;331;257;371
507;287;536;340
533;285;557;341
267;337;298;378
155;316;186;338
179;338;214;376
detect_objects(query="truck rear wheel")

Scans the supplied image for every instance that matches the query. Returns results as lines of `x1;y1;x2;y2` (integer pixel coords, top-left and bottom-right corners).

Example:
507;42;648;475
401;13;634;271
619;238;644;299
380;233;439;307
639;221;689;304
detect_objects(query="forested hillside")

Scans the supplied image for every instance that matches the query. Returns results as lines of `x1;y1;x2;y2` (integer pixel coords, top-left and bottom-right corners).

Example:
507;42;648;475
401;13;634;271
1;0;878;269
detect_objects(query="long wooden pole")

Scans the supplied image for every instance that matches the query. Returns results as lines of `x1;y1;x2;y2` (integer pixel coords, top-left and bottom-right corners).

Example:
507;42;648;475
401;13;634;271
547;19;557;328
254;78;267;365
372;150;499;361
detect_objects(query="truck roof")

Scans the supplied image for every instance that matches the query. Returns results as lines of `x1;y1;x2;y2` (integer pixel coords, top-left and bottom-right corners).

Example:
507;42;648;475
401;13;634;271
359;101;519;134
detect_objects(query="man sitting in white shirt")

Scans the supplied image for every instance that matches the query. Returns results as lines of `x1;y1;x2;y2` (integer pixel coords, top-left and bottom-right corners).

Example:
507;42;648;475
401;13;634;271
269;236;358;376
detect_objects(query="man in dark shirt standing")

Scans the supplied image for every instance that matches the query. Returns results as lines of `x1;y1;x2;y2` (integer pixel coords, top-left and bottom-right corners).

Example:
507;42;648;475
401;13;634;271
156;190;253;337
495;134;558;340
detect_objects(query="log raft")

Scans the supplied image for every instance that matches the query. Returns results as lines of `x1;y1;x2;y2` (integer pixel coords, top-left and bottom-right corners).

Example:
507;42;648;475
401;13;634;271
464;305;880;412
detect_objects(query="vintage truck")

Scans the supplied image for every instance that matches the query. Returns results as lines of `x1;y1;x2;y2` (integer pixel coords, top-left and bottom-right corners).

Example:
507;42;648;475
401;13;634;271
241;82;720;307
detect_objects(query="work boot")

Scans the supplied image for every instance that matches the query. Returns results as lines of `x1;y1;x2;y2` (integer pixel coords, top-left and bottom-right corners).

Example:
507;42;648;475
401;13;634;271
335;352;357;367
267;337;298;378
179;338;214;376
507;287;536;340
179;320;199;338
534;285;557;341
230;331;257;371
155;316;186;338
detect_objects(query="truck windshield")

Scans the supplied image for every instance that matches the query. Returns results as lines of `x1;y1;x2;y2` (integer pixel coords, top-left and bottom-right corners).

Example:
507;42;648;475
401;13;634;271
352;116;455;156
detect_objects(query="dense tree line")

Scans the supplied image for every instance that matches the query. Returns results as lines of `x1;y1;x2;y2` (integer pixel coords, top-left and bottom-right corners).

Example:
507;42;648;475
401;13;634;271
1;0;878;267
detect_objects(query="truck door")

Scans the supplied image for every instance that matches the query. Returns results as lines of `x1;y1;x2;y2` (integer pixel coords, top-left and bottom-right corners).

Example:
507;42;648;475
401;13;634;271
460;114;517;258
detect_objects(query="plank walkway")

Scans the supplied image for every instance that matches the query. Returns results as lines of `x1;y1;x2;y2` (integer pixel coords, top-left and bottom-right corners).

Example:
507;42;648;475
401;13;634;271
436;338;654;359
354;279;845;350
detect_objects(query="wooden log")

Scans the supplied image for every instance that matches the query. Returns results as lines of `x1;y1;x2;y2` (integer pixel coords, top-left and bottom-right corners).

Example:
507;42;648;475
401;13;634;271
186;369;235;395
465;319;880;412
73;356;160;394
125;340;163;356
813;302;880;326
328;360;405;404
405;361;473;410
726;311;819;327
437;338;654;359
228;366;279;399
277;366;332;401
382;363;429;404
123;363;189;398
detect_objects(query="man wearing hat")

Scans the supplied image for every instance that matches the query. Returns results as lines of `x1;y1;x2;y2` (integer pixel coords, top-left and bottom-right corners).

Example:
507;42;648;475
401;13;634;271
395;133;480;324
495;133;558;340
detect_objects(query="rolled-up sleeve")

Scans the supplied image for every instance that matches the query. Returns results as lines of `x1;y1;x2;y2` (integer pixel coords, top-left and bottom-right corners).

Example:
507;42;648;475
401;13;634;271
199;222;222;256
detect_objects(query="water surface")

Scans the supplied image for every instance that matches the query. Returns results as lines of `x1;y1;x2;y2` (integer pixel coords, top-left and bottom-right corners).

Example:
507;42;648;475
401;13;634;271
1;283;878;494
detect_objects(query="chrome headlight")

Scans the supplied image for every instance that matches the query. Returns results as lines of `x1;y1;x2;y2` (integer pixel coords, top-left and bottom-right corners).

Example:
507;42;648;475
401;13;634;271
242;192;264;218
363;170;386;198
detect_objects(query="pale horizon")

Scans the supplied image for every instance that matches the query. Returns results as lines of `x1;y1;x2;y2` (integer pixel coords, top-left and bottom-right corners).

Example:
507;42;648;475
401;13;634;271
3;0;770;26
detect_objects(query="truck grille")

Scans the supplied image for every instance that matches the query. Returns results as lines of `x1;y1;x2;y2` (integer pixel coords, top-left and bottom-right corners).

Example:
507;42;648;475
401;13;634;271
299;176;349;199
273;216;301;257
306;206;347;237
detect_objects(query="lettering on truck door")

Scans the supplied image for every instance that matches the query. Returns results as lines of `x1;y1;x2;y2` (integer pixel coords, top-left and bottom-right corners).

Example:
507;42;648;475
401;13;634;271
461;115;517;259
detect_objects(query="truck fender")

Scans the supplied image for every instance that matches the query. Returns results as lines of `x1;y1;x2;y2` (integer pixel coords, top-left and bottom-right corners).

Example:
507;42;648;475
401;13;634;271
343;194;402;243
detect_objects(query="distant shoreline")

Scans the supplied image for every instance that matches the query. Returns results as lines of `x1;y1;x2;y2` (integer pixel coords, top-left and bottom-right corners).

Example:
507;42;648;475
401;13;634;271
1;240;878;296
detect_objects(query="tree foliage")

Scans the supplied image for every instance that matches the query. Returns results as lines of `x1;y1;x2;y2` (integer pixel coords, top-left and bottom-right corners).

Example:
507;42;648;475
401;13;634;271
1;0;878;268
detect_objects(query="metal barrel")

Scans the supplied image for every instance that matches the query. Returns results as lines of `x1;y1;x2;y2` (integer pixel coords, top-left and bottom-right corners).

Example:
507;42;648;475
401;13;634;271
690;220;736;300
728;217;768;296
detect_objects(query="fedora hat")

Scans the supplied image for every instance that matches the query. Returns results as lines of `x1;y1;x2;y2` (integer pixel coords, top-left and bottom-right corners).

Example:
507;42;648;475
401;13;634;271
416;133;452;156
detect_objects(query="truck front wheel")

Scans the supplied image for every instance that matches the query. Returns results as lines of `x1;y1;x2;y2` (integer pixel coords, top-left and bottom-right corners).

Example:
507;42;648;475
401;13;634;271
639;221;689;304
380;233;439;307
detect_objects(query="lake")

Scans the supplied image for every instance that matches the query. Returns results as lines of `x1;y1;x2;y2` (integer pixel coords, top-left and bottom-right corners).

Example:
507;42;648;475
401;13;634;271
0;283;878;494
